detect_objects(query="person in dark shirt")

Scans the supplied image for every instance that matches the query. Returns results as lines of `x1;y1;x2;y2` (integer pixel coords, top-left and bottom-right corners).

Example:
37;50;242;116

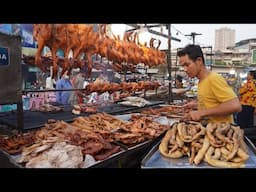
175;75;183;88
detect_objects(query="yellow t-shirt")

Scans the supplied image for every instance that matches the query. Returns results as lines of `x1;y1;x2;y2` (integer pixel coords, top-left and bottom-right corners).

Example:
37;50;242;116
198;72;237;123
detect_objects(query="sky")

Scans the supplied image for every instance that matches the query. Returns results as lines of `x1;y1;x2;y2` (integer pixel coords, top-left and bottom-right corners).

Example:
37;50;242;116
166;24;256;49
112;24;256;50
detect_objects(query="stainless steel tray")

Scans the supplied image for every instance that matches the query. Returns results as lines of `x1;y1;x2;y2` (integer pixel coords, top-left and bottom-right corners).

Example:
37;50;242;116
115;113;179;126
0;149;23;168
0;144;126;168
141;136;256;168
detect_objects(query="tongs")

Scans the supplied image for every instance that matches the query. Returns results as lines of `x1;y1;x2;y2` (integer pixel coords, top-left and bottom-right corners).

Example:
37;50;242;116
167;104;184;108
164;114;184;119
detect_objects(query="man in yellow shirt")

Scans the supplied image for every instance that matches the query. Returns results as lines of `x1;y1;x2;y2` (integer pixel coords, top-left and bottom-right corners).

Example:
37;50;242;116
177;44;241;123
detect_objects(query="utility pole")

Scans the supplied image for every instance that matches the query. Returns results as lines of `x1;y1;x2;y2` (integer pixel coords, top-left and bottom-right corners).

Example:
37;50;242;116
202;46;213;71
185;32;202;45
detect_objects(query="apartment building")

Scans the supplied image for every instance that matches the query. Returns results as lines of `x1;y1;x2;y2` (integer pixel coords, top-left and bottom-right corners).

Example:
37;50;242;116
215;27;235;51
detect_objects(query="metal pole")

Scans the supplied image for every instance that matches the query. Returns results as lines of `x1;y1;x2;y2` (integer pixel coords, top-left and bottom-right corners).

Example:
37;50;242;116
17;91;24;132
210;46;213;71
167;24;173;103
123;63;127;81
185;32;202;45
126;24;181;42
175;49;179;87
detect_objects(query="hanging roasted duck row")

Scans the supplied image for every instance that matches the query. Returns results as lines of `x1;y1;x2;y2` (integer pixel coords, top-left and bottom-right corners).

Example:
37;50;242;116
84;80;161;95
32;24;166;79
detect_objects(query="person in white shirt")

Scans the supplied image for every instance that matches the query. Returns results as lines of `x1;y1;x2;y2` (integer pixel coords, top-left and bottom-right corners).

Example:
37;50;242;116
46;75;56;89
45;67;56;103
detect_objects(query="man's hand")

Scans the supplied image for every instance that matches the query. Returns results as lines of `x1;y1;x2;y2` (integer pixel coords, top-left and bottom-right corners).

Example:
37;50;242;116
183;110;204;121
182;100;198;109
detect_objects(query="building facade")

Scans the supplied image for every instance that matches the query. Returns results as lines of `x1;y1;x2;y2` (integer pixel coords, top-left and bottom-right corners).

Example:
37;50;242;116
215;27;235;51
213;38;256;67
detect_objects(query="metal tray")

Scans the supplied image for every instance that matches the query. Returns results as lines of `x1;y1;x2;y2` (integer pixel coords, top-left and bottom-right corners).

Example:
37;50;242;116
141;136;256;168
0;105;79;130
92;113;170;167
98;100;165;115
86;147;127;168
0;149;23;168
0;135;163;168
0;100;164;130
110;138;163;168
90;140;153;168
0;143;126;168
115;113;179;126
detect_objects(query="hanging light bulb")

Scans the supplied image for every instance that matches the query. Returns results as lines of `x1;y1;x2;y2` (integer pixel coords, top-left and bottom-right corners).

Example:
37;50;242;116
229;68;236;75
239;72;247;78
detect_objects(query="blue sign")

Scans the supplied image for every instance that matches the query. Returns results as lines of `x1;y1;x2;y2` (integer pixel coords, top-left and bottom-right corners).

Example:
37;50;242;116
0;47;9;66
0;24;12;34
12;24;37;48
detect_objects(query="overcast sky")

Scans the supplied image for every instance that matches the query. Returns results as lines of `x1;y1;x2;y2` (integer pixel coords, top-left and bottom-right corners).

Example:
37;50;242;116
113;24;256;50
170;24;256;49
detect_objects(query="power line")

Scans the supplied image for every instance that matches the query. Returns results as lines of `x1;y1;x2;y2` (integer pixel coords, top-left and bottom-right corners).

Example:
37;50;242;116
171;25;185;36
185;32;202;45
171;25;192;41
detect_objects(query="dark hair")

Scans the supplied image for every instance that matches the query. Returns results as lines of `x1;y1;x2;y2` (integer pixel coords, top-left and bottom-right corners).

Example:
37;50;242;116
177;44;205;64
176;75;183;82
249;70;256;79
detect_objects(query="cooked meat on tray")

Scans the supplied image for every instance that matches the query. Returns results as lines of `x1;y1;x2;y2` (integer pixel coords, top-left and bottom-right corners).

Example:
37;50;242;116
18;141;84;168
141;105;192;117
159;122;249;168
0;132;36;155
31;104;63;113
72;104;97;115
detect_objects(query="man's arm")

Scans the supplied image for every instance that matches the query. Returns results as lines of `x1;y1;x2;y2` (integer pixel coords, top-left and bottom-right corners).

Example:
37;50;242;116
185;98;241;121
182;100;198;109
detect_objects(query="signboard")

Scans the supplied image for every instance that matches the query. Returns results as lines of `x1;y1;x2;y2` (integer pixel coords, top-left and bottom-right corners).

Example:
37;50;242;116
12;24;37;48
0;32;22;104
0;24;37;49
0;24;12;34
252;49;256;64
28;66;41;72
0;47;9;66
